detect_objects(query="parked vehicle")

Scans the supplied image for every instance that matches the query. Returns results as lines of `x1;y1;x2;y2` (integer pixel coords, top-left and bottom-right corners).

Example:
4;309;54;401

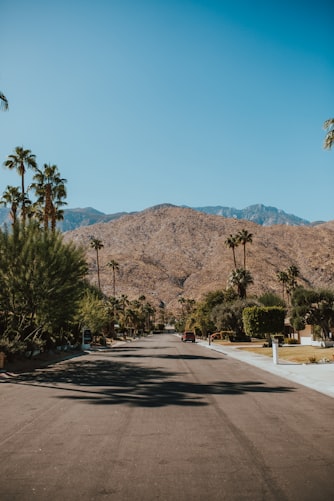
181;331;196;343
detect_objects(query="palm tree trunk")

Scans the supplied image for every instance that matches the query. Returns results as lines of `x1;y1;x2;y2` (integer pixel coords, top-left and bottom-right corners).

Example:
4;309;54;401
232;249;237;269
113;269;116;296
20;166;26;224
96;250;101;289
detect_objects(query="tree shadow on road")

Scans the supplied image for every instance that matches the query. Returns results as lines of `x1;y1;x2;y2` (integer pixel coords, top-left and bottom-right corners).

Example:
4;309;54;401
12;356;295;408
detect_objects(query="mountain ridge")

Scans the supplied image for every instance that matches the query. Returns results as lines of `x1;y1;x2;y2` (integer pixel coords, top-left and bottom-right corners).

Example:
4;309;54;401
0;203;324;230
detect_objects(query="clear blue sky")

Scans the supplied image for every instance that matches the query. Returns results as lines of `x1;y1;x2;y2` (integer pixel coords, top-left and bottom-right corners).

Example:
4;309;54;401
1;0;333;222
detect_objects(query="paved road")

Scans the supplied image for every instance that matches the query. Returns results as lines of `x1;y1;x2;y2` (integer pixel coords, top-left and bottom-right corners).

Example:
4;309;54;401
0;334;333;501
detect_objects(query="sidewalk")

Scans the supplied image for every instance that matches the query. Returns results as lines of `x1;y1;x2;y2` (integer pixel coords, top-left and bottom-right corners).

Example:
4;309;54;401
197;340;334;399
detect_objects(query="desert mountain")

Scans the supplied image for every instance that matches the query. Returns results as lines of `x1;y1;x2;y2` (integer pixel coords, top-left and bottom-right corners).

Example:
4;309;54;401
63;205;334;311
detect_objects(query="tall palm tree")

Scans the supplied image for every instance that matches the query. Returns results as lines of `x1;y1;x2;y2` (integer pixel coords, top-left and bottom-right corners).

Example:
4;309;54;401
107;259;119;297
0;92;8;110
276;270;289;301
323;118;334;150
90;237;104;290
228;268;253;299
3;147;37;223
30;163;67;231
0;185;21;224
286;265;300;302
224;234;239;269
237;229;253;269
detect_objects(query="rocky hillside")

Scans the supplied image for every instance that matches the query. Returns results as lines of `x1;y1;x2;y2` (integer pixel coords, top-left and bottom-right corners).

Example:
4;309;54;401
63;205;334;312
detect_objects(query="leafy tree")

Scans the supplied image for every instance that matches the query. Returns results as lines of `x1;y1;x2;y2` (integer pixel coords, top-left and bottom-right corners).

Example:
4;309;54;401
183;291;226;336
237;229;253;269
242;306;285;345
211;299;256;338
202;290;226;310
3;147;37;223
0;222;88;356
228;268;253;299
258;292;285;307
290;287;334;339
76;288;110;339
323;118;334;150
186;301;216;337
90;237;104;290
224;287;239;303
0;91;8;110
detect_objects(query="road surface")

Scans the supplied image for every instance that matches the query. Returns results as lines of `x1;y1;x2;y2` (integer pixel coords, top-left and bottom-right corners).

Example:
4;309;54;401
0;334;333;500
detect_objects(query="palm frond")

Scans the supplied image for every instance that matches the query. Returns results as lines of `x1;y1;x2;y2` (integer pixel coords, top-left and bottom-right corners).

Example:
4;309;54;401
0;92;8;110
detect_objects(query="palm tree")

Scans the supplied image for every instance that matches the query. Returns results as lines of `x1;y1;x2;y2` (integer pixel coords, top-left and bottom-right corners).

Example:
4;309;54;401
323;118;334;150
49;171;67;231
30;163;67;231
90;237;104;290
123;306;141;336
237;229;253;269
224;234;239;268
277;265;299;304
0;185;21;224
276;270;289;301
135;296;155;332
0;92;8;110
3;147;37;223
228;268;253;299
286;265;300;302
107;259;119;297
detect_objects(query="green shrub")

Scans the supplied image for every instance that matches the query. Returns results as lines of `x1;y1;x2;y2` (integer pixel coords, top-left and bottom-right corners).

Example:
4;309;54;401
285;338;299;344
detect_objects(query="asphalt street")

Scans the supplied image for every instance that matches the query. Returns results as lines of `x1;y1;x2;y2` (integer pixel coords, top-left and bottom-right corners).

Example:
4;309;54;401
0;334;333;501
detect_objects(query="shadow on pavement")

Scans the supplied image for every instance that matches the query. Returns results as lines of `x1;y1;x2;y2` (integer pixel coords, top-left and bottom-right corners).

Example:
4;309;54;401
11;355;295;408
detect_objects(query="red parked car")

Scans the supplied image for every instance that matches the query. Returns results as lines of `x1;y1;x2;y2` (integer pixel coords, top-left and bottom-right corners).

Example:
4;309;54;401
181;331;196;343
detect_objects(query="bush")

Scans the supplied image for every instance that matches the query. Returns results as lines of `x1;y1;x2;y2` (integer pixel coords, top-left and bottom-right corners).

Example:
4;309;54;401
285;338;299;344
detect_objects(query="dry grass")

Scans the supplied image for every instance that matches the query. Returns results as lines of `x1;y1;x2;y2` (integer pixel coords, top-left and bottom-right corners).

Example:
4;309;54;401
237;345;334;364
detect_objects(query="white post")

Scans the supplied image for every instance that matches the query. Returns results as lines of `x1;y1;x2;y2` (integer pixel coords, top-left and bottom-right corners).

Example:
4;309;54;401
272;337;279;365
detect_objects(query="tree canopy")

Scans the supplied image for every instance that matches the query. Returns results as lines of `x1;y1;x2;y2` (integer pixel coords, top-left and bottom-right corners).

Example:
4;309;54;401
0;222;88;356
290;287;334;339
